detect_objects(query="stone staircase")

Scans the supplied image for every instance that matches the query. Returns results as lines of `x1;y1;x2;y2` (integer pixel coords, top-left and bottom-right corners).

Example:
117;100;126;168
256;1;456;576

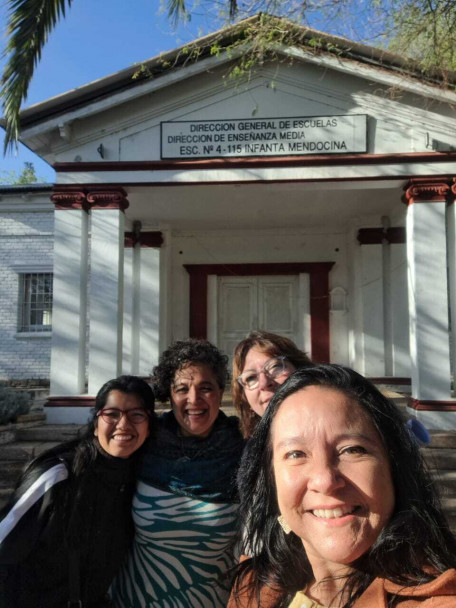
0;419;83;509
1;404;456;536
423;430;456;532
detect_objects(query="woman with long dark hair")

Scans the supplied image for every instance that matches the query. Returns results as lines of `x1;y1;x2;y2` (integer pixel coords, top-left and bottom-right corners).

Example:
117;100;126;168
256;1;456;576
0;375;155;608
232;331;312;438
230;364;456;607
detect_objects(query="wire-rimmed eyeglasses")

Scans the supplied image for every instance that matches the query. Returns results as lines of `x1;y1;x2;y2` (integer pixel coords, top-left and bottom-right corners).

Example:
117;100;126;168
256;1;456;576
96;408;149;425
237;356;291;390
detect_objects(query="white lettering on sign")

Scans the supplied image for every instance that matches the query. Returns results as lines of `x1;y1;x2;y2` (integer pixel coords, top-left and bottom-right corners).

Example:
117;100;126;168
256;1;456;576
160;115;367;159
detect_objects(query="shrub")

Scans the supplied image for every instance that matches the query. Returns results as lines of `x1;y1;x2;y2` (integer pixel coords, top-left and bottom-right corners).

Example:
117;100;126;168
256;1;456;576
0;384;31;425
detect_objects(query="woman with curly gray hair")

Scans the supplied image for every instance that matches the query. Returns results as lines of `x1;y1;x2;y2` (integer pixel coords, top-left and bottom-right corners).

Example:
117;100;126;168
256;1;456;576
113;339;245;608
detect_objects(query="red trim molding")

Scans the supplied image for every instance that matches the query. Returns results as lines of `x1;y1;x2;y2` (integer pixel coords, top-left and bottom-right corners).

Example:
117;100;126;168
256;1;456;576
368;377;411;385
403;178;452;205
184;262;334;363
46;396;95;407
357;227;406;245
409;398;456;412
124;231;164;248
52;188;88;210
53;152;456;173
51;186;129;211
86;187;129;210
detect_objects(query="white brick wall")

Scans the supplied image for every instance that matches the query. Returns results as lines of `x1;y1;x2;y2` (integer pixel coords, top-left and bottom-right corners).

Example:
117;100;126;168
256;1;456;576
0;190;54;380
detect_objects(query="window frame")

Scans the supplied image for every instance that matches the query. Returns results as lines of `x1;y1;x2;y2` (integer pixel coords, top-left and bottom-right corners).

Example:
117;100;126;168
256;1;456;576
13;265;53;338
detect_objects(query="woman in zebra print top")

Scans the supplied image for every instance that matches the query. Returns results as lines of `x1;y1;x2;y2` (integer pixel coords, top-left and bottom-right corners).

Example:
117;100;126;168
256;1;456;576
112;339;245;608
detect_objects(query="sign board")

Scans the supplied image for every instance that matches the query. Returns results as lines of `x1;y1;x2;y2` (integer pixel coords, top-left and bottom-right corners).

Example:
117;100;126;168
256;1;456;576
161;115;367;159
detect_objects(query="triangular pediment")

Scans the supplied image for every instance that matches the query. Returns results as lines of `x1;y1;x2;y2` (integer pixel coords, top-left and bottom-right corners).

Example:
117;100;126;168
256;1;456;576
13;15;456;164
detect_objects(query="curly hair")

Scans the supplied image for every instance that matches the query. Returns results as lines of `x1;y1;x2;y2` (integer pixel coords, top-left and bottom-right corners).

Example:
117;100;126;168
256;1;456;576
231;331;312;437
232;364;456;608
152;338;228;402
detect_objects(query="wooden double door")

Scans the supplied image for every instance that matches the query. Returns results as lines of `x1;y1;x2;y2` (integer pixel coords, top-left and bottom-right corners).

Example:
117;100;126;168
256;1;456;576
217;275;300;362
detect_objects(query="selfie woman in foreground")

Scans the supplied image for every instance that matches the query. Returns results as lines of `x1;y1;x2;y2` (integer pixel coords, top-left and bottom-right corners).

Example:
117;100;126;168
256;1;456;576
230;365;456;607
0;375;154;608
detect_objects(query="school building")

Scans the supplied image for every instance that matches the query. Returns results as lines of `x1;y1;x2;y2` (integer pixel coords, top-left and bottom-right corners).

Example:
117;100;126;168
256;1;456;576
1;16;456;428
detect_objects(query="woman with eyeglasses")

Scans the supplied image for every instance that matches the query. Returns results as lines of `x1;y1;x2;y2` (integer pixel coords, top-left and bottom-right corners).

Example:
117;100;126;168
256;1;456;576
112;339;245;608
233;331;313;438
0;375;155;608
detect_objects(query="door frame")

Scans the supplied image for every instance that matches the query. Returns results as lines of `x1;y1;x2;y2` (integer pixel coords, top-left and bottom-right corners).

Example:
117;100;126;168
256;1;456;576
184;262;334;363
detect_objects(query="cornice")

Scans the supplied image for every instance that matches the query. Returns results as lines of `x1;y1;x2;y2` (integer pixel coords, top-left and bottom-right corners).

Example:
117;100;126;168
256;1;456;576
403;178;452;205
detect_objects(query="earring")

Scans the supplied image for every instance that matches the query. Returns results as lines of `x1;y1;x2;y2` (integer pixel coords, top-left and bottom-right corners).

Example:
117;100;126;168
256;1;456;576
277;515;291;534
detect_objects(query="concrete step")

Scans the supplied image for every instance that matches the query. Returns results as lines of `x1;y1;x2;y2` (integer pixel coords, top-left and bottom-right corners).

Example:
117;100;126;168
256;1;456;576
422;448;456;470
428;430;456;449
432;470;456;493
0;461;26;486
0;487;14;510
15;424;82;442
441;496;456;514
0;441;61;462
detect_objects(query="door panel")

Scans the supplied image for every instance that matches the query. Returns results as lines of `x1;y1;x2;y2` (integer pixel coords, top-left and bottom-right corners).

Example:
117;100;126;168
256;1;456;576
218;275;298;361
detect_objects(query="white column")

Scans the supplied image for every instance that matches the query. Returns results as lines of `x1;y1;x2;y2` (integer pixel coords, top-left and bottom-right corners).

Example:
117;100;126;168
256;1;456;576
448;199;456;383
348;223;364;372
159;229;172;352
49;193;88;396
122;245;134;374
138;245;161;375
360;243;385;376
88;190;128;395
406;180;453;428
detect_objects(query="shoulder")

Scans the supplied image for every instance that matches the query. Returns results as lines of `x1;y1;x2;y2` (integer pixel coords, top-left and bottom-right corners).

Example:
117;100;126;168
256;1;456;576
359;570;456;607
0;459;69;543
0;459;69;565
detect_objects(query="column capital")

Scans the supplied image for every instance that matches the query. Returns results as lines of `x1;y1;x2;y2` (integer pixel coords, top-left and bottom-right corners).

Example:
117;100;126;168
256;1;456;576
51;188;88;210
403;178;451;205
86;187;129;211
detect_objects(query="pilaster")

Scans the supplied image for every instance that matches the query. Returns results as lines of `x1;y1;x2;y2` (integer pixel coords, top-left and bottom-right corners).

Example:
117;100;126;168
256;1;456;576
87;188;128;395
404;178;454;429
49;189;88;399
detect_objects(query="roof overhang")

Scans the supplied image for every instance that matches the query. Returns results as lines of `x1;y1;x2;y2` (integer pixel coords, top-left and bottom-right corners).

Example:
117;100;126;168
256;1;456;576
4;14;456;148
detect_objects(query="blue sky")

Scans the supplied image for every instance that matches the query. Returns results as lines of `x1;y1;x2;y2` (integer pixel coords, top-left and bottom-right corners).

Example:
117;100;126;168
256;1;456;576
0;0;223;182
0;0;382;183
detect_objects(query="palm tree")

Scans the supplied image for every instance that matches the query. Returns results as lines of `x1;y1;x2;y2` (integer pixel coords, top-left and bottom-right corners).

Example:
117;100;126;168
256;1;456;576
0;0;239;153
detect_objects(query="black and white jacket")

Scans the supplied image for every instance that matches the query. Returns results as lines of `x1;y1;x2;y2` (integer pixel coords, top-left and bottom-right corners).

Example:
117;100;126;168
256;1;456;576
0;442;136;608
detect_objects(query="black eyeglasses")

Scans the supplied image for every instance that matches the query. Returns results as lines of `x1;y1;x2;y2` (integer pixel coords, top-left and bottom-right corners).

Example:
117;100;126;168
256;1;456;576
237;356;291;390
96;408;148;425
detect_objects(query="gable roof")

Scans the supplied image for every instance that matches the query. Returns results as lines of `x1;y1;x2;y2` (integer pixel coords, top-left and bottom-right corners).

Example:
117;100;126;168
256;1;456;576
6;14;456;133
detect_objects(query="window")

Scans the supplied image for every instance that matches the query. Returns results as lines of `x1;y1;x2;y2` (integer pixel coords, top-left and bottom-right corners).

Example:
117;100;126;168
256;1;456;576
18;273;53;333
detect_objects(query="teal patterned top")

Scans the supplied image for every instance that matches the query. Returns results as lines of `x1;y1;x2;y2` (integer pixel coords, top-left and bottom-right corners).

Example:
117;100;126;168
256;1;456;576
113;484;238;607
112;411;244;607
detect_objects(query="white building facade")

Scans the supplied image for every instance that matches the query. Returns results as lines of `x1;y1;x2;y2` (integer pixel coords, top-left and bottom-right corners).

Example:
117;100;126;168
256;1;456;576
2;19;456;428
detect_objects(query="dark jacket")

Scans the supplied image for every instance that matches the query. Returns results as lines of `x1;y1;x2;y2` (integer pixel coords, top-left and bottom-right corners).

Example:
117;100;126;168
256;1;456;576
0;443;136;608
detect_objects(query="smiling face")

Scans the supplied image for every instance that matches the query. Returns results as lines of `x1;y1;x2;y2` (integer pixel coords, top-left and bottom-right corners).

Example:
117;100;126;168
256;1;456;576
242;348;295;417
272;385;395;575
94;390;149;458
170;364;223;438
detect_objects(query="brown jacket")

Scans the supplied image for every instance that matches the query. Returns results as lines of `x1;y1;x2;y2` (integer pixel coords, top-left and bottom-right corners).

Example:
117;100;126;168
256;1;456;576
228;569;456;608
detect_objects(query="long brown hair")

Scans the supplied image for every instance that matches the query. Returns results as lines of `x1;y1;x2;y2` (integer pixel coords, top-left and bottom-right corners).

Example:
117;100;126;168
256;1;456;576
232;331;312;437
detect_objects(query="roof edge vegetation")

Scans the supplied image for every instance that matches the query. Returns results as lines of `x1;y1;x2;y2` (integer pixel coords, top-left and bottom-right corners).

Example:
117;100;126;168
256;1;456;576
10;14;456;131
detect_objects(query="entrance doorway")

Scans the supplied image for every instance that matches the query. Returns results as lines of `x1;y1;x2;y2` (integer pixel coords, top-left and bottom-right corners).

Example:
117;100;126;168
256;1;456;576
217;276;299;360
